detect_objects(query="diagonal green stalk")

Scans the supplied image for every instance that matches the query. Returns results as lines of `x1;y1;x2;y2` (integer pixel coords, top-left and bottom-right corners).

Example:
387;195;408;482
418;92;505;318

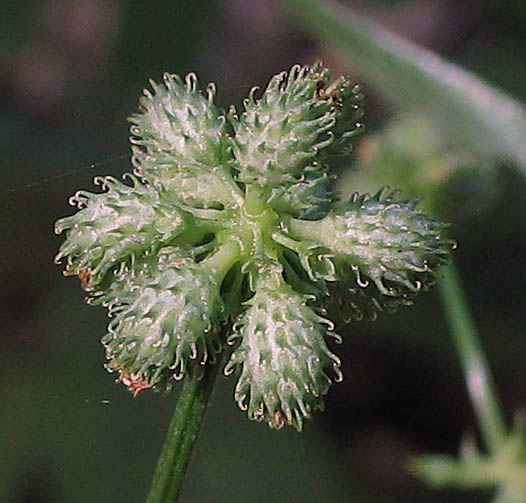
438;261;507;453
285;0;526;169
146;358;222;503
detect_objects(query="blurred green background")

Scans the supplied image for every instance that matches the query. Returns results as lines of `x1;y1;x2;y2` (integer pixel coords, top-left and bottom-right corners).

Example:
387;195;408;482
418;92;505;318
1;1;525;502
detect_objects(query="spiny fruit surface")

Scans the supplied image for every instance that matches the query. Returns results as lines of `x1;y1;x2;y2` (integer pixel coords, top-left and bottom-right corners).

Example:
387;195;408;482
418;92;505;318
224;280;342;431
54;174;186;289
55;62;453;431
94;248;225;394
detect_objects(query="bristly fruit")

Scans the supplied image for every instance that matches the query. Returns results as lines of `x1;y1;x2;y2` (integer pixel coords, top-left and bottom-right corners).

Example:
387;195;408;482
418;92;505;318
55;62;453;431
224;275;342;431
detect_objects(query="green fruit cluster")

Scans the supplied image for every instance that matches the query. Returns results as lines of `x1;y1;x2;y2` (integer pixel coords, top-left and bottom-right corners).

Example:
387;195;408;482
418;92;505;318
56;63;452;430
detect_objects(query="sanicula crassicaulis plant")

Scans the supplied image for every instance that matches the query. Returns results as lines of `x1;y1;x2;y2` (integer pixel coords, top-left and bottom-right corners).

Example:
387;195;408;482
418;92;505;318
55;62;453;431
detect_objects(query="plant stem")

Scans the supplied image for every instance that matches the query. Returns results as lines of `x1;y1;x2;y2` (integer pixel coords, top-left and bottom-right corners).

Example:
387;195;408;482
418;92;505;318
201;241;241;282
286;0;526;168
244;184;267;215
438;261;507;453
146;361;221;503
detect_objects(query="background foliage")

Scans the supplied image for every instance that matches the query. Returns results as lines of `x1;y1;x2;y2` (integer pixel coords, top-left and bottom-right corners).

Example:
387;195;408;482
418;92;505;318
1;1;525;502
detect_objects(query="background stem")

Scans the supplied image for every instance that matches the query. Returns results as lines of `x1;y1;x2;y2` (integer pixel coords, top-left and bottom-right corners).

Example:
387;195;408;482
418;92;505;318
146;360;221;503
438;261;507;452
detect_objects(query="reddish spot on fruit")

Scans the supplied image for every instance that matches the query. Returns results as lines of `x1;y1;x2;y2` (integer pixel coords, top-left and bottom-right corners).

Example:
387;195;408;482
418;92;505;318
78;269;91;290
121;374;152;397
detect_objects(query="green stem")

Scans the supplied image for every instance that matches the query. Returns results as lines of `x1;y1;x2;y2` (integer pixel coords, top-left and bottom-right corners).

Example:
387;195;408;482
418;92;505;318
438;261;507;452
146;360;221;503
244;184;267;215
201;240;241;281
